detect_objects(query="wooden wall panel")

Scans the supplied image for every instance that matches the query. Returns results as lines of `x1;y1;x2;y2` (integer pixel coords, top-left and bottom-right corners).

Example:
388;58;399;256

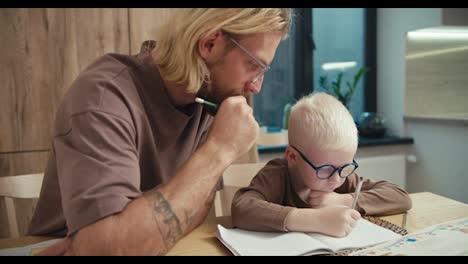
0;8;181;238
128;8;176;54
0;151;49;177
0;8;130;152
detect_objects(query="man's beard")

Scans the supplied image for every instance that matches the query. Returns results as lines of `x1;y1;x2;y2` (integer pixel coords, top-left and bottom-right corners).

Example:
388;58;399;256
196;80;248;116
196;56;248;116
197;82;222;106
196;82;221;116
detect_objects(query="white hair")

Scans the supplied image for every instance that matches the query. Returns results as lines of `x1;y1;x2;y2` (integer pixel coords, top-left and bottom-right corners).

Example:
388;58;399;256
288;92;358;152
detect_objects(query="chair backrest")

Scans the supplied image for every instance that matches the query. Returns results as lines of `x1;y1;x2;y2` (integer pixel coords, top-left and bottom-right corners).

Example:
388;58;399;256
214;163;266;217
0;173;44;238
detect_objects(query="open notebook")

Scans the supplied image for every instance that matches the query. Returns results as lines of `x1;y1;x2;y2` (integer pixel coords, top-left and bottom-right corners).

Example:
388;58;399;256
350;217;468;256
216;218;402;256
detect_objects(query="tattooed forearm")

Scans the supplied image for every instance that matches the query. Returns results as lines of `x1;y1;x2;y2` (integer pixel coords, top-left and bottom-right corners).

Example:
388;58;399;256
184;210;194;228
183;182;218;228
148;190;182;247
205;182;219;209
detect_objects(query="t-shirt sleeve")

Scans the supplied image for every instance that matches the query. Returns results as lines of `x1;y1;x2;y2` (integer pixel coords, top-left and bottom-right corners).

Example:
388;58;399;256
336;173;413;216
54;111;140;236
231;160;295;232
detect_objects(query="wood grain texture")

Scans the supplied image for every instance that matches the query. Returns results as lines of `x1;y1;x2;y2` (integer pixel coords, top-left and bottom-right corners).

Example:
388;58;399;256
0;8;130;152
0;151;49;177
128;8;176;54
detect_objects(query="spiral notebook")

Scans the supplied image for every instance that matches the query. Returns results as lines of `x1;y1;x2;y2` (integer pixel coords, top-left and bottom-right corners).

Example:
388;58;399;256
216;216;406;256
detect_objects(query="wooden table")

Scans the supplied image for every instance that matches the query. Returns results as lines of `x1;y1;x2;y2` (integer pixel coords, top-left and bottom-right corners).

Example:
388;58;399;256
1;192;468;255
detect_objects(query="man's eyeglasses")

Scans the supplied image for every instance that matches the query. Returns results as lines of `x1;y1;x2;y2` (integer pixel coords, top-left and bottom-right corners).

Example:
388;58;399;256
291;145;359;180
228;37;270;83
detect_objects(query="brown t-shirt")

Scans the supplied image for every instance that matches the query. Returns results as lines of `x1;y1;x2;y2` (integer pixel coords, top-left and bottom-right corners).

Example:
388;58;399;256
28;41;214;236
231;158;412;232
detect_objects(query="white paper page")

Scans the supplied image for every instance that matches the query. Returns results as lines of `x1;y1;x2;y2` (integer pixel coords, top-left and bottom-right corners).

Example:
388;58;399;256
350;217;468;256
308;218;402;252
0;238;63;256
217;225;330;256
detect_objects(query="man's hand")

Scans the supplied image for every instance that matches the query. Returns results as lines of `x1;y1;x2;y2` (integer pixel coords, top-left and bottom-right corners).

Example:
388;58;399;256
206;96;259;163
307;191;353;208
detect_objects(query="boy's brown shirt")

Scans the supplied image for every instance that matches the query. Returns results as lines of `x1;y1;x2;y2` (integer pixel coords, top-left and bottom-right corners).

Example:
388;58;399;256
231;158;412;232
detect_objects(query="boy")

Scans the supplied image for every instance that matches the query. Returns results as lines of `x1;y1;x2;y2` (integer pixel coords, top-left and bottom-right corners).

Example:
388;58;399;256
231;92;412;237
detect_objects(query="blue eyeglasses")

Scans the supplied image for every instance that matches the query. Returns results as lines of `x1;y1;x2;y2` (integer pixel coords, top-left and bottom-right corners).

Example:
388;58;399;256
291;145;359;180
228;37;270;83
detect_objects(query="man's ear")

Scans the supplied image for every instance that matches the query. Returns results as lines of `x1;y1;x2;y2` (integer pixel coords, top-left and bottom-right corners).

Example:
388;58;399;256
198;30;224;62
285;146;298;165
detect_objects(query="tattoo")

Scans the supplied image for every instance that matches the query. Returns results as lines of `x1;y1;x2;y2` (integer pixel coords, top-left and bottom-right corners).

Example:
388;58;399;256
147;179;221;246
149;191;182;247
184;211;194;227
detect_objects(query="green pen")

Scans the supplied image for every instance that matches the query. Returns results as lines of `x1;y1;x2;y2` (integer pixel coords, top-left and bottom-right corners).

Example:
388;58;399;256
195;97;218;109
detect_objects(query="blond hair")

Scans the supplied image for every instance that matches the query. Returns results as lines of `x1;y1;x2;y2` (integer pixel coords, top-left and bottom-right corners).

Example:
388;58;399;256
288;92;358;152
153;8;292;93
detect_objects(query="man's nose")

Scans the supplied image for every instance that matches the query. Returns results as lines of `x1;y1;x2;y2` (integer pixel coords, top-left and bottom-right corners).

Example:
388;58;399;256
244;78;263;94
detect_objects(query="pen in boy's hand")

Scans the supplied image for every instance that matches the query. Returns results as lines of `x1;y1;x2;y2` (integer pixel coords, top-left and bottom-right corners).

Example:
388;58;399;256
351;177;364;210
195;97;218;109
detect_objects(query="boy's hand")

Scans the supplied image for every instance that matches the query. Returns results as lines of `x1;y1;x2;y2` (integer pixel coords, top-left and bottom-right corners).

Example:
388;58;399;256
313;206;361;237
285;206;361;237
307;191;353;208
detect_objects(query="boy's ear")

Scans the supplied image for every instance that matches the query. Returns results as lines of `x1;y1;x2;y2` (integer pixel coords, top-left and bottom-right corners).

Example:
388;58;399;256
285;146;298;165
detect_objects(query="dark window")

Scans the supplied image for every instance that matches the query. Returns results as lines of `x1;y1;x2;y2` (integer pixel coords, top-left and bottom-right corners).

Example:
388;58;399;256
254;8;376;128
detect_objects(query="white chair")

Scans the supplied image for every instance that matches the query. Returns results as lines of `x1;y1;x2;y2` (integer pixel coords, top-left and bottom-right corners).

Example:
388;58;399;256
0;173;44;238
214;163;266;217
211;129;289;217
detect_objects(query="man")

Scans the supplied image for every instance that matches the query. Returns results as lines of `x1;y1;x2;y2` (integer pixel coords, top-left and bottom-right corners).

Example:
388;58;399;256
29;8;292;255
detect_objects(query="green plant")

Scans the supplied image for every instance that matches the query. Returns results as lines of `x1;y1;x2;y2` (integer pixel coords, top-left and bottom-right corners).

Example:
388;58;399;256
318;67;369;109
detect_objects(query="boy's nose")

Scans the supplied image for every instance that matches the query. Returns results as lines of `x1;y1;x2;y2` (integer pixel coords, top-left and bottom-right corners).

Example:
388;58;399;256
328;171;341;184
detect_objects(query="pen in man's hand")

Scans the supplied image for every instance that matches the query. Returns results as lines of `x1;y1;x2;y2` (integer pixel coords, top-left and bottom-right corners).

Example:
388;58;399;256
351;176;364;210
195;97;218;109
